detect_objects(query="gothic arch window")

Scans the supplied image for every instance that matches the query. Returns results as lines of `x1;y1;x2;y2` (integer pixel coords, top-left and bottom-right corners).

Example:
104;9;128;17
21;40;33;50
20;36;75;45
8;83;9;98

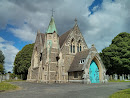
77;40;82;52
80;45;82;51
40;53;42;61
70;38;75;53
73;45;75;53
71;44;72;53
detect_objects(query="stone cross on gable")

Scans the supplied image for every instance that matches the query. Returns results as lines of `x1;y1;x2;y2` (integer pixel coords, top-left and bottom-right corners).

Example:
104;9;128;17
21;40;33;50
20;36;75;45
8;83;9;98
74;18;77;24
51;8;55;16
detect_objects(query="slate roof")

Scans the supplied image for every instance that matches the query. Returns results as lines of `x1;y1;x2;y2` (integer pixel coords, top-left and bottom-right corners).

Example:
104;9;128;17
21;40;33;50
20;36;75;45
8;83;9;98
59;29;72;48
68;50;89;72
59;22;81;48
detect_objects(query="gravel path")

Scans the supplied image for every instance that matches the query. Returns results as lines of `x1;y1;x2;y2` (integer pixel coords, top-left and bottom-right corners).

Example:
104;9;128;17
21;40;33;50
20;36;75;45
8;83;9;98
0;82;130;98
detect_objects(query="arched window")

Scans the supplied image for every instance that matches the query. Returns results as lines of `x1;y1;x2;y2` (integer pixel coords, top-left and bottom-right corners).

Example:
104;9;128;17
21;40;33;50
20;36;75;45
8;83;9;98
77;40;82;52
71;44;72;53
80;45;82;52
73;45;75;53
70;39;75;53
40;53;42;61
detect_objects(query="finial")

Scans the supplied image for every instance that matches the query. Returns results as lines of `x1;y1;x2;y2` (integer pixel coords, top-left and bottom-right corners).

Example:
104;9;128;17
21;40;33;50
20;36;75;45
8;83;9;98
51;8;55;16
74;18;77;24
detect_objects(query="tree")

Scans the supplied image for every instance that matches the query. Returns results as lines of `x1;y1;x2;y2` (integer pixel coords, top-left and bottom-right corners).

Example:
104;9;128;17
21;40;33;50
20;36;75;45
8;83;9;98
100;32;130;75
0;50;5;74
13;43;34;80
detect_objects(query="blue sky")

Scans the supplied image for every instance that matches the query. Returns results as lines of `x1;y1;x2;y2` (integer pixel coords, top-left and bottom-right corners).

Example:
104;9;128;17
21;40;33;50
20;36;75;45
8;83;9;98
0;0;130;72
0;24;30;50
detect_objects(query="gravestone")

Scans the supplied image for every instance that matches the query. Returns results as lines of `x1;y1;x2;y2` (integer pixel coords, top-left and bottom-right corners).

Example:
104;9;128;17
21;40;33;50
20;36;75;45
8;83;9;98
114;74;118;80
122;74;124;80
124;75;126;80
2;75;4;80
106;75;109;80
6;73;10;80
120;76;122;80
128;74;130;80
110;75;112;80
15;77;18;80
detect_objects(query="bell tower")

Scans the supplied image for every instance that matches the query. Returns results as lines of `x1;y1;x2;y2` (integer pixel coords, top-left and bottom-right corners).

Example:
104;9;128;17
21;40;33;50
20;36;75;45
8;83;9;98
44;13;60;83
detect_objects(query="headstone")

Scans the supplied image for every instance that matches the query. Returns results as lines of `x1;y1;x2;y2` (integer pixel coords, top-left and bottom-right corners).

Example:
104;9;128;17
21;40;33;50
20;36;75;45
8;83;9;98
122;74;124;80
110;75;112;80
124;75;126;80
6;73;10;80
3;75;5;80
15;77;18;80
106;75;109;81
128;74;130;80
120;76;122;80
114;74;118;80
104;79;108;83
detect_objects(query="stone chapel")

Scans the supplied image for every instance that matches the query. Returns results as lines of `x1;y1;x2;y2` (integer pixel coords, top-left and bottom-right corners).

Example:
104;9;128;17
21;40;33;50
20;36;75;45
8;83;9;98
27;15;107;83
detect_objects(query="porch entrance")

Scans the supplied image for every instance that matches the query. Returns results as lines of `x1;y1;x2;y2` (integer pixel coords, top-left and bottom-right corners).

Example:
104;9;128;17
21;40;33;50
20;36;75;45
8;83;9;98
89;60;99;83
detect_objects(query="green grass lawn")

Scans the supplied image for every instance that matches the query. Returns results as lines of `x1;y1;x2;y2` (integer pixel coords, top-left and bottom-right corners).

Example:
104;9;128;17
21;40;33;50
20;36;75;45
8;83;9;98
109;79;130;82
0;82;19;92
109;88;130;98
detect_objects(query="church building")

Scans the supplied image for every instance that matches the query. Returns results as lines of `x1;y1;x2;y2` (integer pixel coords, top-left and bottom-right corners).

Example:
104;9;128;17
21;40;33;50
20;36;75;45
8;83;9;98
27;15;107;83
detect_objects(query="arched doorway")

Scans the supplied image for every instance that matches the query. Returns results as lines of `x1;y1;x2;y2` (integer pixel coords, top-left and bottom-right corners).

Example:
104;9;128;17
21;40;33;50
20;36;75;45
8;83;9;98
89;60;100;83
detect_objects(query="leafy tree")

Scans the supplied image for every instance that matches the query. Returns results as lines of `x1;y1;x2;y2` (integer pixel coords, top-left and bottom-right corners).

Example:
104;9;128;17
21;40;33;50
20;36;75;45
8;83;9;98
0;50;5;74
13;43;34;80
100;32;130;75
0;64;4;74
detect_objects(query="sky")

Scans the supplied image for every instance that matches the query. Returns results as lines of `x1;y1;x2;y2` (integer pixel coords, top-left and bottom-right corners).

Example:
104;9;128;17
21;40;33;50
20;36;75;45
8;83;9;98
0;0;130;72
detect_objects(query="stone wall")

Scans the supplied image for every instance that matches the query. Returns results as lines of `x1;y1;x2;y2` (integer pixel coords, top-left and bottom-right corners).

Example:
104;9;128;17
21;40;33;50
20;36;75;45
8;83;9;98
68;71;83;80
31;68;39;79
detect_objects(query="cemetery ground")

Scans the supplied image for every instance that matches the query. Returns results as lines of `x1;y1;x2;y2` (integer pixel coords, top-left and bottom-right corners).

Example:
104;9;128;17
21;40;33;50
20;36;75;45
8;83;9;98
0;81;130;98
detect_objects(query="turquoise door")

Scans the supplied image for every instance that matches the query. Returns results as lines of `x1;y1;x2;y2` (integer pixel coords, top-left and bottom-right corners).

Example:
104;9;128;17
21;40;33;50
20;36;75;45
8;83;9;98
89;60;100;83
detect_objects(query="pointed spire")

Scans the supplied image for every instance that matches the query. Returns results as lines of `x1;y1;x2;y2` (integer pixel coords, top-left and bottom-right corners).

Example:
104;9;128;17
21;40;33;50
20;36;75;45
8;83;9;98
74;18;77;24
46;16;57;34
74;18;78;26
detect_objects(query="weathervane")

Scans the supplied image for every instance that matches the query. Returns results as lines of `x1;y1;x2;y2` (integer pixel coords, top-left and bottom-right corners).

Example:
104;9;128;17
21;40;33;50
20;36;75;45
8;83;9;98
51;8;55;16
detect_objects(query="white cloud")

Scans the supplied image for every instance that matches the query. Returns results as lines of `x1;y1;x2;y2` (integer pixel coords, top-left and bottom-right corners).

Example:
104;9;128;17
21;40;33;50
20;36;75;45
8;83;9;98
10;24;36;42
0;0;94;40
0;37;19;72
0;0;130;53
83;0;130;52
